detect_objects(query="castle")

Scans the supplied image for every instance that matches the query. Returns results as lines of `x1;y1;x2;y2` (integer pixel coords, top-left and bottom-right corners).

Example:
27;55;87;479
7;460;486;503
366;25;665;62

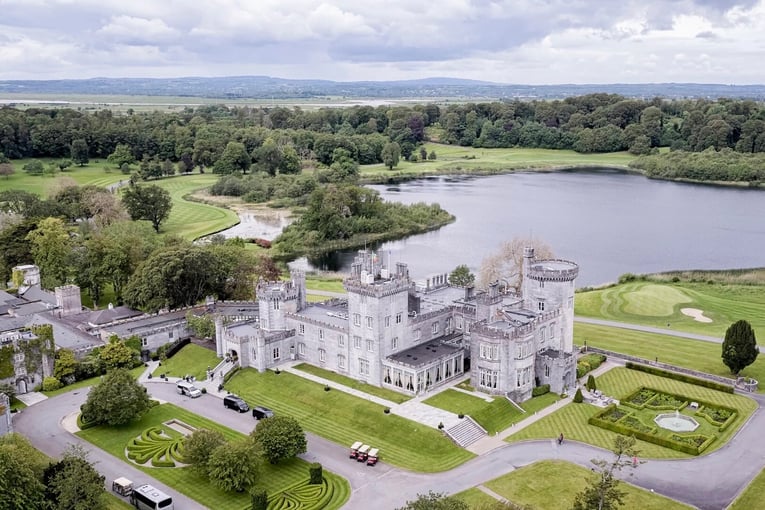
217;248;578;401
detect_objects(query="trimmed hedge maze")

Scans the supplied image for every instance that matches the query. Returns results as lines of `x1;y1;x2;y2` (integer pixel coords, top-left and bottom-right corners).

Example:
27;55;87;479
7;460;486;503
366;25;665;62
268;475;350;510
589;387;737;455
126;426;187;467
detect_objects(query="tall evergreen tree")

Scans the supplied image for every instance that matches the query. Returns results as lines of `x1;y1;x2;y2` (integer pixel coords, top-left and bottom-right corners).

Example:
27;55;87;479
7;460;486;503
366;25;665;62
722;320;758;374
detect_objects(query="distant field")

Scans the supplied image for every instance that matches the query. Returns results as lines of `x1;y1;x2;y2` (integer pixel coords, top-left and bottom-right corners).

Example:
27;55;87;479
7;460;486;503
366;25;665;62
360;144;636;180
0;159;125;195
575;280;765;342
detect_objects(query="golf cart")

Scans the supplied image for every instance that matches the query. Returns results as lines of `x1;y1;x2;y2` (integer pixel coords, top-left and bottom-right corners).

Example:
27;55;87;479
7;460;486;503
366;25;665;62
356;444;370;462
366;448;379;466
112;477;134;497
349;441;363;459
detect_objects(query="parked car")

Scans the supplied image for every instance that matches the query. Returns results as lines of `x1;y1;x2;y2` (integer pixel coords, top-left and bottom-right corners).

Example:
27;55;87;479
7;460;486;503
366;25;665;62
176;380;202;398
223;394;249;413
252;406;274;420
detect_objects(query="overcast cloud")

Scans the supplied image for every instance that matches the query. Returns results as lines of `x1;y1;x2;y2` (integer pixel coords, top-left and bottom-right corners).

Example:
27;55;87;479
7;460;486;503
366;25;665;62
0;0;763;83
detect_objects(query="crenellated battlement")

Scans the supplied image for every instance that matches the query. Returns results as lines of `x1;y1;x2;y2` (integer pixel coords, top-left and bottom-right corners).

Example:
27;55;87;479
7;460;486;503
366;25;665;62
526;259;579;282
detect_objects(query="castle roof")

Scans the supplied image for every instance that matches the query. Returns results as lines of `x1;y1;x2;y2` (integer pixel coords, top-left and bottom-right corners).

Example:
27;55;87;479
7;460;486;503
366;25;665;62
387;341;462;369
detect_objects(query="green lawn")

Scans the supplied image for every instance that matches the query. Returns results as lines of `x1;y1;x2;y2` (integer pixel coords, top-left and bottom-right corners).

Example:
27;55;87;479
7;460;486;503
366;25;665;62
148;174;239;240
293;363;411;404
152;343;220;381
729;467;765;510
359;144;635;180
304;276;346;294
507;367;756;459
0;159;126;196
42;366;147;398
575;281;765;342
423;389;561;434
78;403;349;510
455;460;692;510
226;368;474;472
106;493;134;510
453;487;498;507
574;323;765;390
10;397;27;411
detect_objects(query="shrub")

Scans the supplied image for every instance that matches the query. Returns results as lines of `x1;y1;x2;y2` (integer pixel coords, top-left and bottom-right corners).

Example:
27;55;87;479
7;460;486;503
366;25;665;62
458;413;464;419
573;388;584;403
309;463;323;485
625;362;735;393
251;488;268;510
577;353;606;378
532;384;550;397
324;385;331;392
165;338;191;359
384;408;390;414
42;376;63;392
438;422;444;430
586;375;597;391
201;387;207;394
223;366;240;385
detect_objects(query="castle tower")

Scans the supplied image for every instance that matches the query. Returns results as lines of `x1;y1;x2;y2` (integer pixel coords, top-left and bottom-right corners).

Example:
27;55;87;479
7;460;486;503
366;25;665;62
256;278;299;332
55;285;82;317
343;250;411;385
521;247;578;352
475;281;502;323
290;270;306;311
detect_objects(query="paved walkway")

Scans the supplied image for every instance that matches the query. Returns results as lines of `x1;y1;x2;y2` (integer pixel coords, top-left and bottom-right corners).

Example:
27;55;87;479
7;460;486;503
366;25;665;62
16;391;47;406
576;317;726;344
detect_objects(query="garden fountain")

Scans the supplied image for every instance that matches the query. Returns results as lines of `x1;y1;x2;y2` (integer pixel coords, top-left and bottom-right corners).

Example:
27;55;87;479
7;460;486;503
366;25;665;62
654;409;699;432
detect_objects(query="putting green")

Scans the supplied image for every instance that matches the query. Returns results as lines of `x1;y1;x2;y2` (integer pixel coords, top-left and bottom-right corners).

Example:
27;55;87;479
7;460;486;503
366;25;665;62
622;284;692;316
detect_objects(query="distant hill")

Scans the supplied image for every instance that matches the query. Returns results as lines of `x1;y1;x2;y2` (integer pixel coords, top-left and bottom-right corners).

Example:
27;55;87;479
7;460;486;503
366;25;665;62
0;75;764;100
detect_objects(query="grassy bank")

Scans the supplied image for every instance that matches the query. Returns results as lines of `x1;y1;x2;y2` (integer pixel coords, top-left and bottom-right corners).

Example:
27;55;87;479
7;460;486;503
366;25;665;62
0;159;125;195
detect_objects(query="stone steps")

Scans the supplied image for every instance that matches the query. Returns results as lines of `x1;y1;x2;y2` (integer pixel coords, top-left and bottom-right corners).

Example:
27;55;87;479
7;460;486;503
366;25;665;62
445;417;486;447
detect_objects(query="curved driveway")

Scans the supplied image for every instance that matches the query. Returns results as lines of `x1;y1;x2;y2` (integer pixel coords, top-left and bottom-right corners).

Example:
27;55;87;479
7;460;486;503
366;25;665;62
17;370;765;510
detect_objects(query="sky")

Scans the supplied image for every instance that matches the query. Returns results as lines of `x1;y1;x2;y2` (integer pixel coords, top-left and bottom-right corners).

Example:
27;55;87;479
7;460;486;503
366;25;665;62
1;0;764;84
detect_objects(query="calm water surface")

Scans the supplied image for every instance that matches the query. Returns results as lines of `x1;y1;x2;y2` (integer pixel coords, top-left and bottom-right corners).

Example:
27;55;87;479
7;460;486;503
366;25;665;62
291;169;765;287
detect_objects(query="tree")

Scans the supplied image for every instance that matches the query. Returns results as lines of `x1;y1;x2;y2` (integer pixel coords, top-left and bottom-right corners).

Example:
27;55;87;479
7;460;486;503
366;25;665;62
53;348;78;383
214;141;251;175
70;139;89;166
251;488;269;510
186;311;216;339
184;429;226;476
478;237;555;291
572;435;640;510
43;444;106;510
721;320;758;375
396;491;469;510
26;217;72;289
121;184;173;232
0;162;14;179
573;388;584;403
107;144;135;168
586;375;597;391
207;440;262;492
250;415;307;464
81;368;151;426
448;264;475;287
99;337;137;370
0;433;48;510
382;142;401;170
23;160;44;175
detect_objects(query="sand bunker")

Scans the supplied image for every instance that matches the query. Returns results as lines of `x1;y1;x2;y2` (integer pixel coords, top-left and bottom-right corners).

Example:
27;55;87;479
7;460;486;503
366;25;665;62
680;308;713;323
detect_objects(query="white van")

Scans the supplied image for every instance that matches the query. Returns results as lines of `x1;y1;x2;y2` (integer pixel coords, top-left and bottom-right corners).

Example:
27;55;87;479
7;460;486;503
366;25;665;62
176;380;202;398
130;484;173;510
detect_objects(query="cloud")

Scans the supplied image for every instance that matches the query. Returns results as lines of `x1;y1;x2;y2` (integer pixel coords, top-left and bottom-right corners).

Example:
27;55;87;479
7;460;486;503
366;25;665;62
96;15;181;45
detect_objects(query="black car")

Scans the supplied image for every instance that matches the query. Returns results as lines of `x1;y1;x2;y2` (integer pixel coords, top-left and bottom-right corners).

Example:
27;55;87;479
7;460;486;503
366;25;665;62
252;406;274;420
223;394;249;413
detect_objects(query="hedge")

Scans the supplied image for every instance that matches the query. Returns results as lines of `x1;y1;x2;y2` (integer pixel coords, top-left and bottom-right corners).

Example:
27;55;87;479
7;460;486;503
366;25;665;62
589;404;714;455
625;362;735;393
532;384;550;397
223;366;240;385
165;337;191;359
577;353;606;378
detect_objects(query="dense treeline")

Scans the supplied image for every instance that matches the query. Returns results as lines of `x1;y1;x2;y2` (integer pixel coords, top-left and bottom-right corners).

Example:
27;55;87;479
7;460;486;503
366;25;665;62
2;95;765;173
630;149;765;183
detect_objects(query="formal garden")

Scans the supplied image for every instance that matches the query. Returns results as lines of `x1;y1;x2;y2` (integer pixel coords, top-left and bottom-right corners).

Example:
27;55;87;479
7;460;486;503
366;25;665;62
507;366;756;458
226;368;475;472
78;403;350;510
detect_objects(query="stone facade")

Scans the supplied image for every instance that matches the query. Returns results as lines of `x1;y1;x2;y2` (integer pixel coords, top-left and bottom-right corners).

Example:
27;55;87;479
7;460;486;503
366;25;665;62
219;248;578;402
0;393;11;436
0;327;54;395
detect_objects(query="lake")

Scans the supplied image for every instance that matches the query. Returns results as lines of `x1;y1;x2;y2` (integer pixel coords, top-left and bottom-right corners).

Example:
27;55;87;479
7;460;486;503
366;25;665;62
289;169;765;287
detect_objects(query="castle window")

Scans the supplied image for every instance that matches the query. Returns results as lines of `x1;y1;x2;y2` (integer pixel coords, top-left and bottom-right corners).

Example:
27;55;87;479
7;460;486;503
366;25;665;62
392;337;399;350
540;280;544;288
396;312;403;324
142;338;148;347
319;349;326;363
366;340;374;352
272;347;281;361
545;365;550;377
15;352;24;362
273;300;280;310
366;316;373;329
319;329;324;340
168;331;173;339
549;323;555;338
353;313;361;326
414;329;421;340
479;368;498;389
385;315;391;327
298;324;305;335
339;336;345;347
431;322;439;335
298;343;305;355
354;336;361;349
538;301;545;311
359;358;369;376
338;355;346;369
456;316;463;330
480;343;498;360
252;348;257;360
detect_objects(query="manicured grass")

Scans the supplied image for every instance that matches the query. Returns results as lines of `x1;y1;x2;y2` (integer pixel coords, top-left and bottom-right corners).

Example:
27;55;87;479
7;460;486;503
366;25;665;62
293;363;411;404
78;403;349;510
574;323;765;390
424;390;563;434
42;366;147;398
304;276;346;294
149;175;239;240
0;159;126;196
359;144;635;180
458;460;692;510
227;368;474;472
10;397;27;411
575;281;765;342
729;467;765;510
454;487;498;507
305;294;331;303
106;493;134;510
508;367;756;459
152;344;220;381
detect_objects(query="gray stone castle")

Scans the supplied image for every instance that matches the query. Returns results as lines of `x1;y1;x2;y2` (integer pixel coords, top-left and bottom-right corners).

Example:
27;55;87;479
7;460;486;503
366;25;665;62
217;248;578;402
